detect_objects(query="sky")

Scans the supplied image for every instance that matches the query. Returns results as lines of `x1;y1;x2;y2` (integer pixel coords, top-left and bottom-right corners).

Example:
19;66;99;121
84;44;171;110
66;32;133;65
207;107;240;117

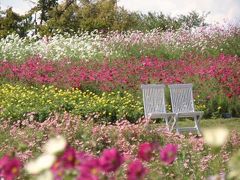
1;0;240;24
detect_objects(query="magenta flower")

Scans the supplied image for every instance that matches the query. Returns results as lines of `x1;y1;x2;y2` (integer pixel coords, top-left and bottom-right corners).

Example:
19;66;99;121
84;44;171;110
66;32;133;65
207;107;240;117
127;160;147;180
51;147;76;179
60;146;76;168
75;151;88;167
77;155;100;180
99;148;124;173
51;159;65;180
0;155;21;180
160;144;178;165
137;142;154;162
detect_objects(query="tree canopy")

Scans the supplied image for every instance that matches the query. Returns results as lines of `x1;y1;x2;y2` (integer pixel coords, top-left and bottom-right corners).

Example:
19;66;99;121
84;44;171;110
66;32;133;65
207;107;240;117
0;0;208;38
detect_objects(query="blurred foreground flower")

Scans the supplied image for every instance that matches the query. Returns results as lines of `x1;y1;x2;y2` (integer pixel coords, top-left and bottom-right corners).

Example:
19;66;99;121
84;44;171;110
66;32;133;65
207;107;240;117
99;148;124;172
203;127;229;147
59;147;76;169
0;155;21;180
43;135;67;155
138;142;154;162
160;144;178;165
228;149;240;180
25;154;56;174
127;160;147;180
207;173;225;180
77;155;100;180
36;170;53;180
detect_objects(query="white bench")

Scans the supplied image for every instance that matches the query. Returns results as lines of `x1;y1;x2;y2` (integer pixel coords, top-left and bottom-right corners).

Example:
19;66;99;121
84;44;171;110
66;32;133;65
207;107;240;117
141;84;176;131
168;83;203;134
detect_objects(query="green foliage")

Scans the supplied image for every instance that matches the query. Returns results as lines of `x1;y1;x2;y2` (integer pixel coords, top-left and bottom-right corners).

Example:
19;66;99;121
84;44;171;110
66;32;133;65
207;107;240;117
186;77;240;118
220;34;240;57
204;96;240;118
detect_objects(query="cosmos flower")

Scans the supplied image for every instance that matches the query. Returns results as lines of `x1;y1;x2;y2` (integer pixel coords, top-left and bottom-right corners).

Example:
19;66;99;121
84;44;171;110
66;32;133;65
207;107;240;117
127;160;147;180
203;127;229;147
25;154;56;174
137;142;154;162
99;148;123;173
0;155;22;180
43;136;67;155
160;144;178;165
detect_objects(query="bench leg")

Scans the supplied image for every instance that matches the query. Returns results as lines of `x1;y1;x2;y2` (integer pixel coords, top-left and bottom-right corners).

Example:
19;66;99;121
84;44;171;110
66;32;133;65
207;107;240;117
174;116;179;133
164;117;170;131
194;115;201;135
170;116;177;132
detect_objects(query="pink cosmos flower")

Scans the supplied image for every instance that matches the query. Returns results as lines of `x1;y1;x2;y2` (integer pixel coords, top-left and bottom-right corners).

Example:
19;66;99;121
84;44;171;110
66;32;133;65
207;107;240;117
99;148;124;173
127;160;147;180
160;144;178;165
51;159;65;180
60;147;76;168
51;146;76;179
137;142;154;162
77;155;100;180
75;151;88;167
0;155;21;180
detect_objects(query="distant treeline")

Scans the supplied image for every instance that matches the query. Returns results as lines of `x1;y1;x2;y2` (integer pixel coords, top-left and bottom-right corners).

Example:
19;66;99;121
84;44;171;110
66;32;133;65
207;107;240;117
0;0;208;38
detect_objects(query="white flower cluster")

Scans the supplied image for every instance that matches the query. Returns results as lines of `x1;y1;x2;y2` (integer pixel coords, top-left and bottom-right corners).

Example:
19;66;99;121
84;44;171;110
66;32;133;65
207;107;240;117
0;23;239;61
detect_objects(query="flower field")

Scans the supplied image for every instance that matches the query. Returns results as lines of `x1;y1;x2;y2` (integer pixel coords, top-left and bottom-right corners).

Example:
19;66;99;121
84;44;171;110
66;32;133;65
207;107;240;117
1;115;240;179
0;54;239;120
0;23;240;179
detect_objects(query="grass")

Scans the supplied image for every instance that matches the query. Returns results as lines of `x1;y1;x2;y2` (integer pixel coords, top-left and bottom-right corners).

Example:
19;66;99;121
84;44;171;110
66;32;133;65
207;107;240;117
179;118;240;132
152;118;240;133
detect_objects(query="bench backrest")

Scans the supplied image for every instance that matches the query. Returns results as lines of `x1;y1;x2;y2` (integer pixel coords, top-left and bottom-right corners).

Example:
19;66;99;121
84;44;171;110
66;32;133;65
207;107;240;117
168;84;195;113
141;84;166;117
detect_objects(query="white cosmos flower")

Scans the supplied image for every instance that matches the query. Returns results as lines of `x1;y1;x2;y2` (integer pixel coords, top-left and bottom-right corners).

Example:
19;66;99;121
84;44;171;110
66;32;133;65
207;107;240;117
25;154;56;174
43;136;67;155
36;170;54;180
203;127;229;147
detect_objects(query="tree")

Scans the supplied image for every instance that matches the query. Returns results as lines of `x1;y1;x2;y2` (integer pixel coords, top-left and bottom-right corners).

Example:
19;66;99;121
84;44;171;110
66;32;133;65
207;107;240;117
37;0;58;25
178;11;209;29
0;8;32;38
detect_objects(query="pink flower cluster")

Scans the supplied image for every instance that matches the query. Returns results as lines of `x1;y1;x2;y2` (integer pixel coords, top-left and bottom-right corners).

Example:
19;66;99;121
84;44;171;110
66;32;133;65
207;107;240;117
0;142;178;179
49;146;124;179
0;54;239;96
50;142;177;179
